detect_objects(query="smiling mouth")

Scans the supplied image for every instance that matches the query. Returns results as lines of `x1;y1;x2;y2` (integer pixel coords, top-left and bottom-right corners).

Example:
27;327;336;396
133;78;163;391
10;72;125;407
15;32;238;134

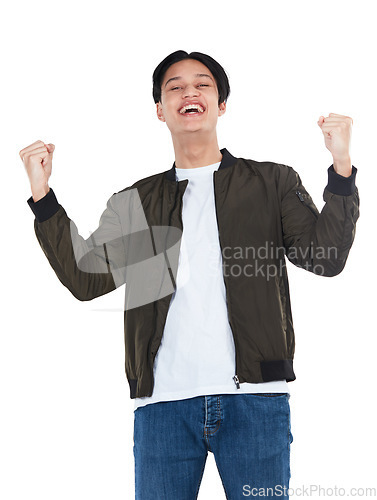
178;104;206;116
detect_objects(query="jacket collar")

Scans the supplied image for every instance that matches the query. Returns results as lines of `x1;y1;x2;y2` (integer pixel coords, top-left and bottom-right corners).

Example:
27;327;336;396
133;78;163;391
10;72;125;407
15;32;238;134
164;148;238;182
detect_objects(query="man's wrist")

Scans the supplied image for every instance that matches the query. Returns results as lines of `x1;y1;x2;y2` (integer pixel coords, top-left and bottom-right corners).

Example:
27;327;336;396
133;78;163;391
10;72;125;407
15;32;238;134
31;184;50;202
326;163;357;196
27;187;60;223
332;156;352;177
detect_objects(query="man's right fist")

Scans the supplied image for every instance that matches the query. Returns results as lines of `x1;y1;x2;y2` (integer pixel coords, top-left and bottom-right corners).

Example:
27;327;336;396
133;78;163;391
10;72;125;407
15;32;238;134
19;140;55;201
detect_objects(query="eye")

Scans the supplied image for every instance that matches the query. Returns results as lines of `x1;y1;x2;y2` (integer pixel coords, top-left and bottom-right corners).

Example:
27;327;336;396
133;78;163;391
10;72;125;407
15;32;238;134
170;84;209;91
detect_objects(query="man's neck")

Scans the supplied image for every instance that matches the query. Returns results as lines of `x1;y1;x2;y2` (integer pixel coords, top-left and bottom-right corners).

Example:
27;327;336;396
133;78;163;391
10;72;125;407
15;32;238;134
172;135;223;169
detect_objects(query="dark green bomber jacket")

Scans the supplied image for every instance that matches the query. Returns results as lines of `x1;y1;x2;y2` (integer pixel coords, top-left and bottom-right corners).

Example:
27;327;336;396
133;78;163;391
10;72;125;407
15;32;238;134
27;148;360;398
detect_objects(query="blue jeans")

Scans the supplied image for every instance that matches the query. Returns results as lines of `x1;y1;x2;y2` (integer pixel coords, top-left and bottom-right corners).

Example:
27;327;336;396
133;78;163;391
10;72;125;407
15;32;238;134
133;393;293;499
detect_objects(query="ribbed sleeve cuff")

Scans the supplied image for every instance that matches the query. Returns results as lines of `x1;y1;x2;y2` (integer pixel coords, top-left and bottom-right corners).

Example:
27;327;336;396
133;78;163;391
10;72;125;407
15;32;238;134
325;164;357;196
27;188;61;223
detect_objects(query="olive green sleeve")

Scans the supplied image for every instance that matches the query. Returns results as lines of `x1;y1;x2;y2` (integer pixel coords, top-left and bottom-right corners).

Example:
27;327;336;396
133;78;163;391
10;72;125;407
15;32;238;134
280;164;360;277
27;189;127;301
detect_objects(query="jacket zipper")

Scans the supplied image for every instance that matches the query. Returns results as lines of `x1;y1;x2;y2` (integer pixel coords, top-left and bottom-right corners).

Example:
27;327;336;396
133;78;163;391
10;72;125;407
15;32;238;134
149;181;180;369
177;180;185;232
213;171;241;390
296;190;317;219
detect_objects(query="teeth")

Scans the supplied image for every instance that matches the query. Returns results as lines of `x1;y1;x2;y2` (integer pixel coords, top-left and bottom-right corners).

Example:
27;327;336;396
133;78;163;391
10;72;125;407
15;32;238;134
179;104;204;114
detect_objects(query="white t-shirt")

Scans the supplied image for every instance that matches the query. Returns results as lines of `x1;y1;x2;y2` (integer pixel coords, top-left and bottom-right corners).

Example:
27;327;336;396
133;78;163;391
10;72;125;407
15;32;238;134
134;161;289;410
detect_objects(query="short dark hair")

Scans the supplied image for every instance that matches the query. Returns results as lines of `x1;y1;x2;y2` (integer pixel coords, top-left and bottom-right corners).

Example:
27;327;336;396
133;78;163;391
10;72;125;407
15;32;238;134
152;50;230;106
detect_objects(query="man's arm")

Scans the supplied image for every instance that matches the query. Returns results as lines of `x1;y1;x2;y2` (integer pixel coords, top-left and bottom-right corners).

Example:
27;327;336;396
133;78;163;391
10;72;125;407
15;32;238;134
280;162;359;277
27;188;128;301
20;140;130;301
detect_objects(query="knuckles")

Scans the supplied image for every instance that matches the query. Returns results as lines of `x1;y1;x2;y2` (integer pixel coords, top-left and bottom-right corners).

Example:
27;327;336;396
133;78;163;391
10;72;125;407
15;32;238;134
19;140;48;161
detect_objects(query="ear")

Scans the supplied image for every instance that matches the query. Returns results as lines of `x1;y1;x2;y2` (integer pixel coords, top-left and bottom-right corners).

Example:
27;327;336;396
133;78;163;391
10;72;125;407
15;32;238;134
156;102;165;122
218;101;226;117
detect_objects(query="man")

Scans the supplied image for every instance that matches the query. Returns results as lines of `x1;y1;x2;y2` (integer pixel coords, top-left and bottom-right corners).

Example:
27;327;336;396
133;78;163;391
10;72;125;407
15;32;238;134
20;50;359;499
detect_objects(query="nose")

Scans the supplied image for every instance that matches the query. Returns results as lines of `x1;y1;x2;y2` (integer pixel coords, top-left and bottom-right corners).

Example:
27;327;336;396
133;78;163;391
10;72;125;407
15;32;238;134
183;84;199;99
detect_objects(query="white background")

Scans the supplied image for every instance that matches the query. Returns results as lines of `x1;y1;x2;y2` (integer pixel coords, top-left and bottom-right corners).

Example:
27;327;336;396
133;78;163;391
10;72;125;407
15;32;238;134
1;0;376;498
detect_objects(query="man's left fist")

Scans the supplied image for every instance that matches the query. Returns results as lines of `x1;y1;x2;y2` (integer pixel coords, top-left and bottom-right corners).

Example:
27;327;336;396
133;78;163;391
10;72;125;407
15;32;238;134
317;112;353;162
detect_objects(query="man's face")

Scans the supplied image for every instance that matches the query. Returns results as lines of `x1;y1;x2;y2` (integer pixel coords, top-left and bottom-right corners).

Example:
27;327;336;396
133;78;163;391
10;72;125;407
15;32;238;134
156;58;226;136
